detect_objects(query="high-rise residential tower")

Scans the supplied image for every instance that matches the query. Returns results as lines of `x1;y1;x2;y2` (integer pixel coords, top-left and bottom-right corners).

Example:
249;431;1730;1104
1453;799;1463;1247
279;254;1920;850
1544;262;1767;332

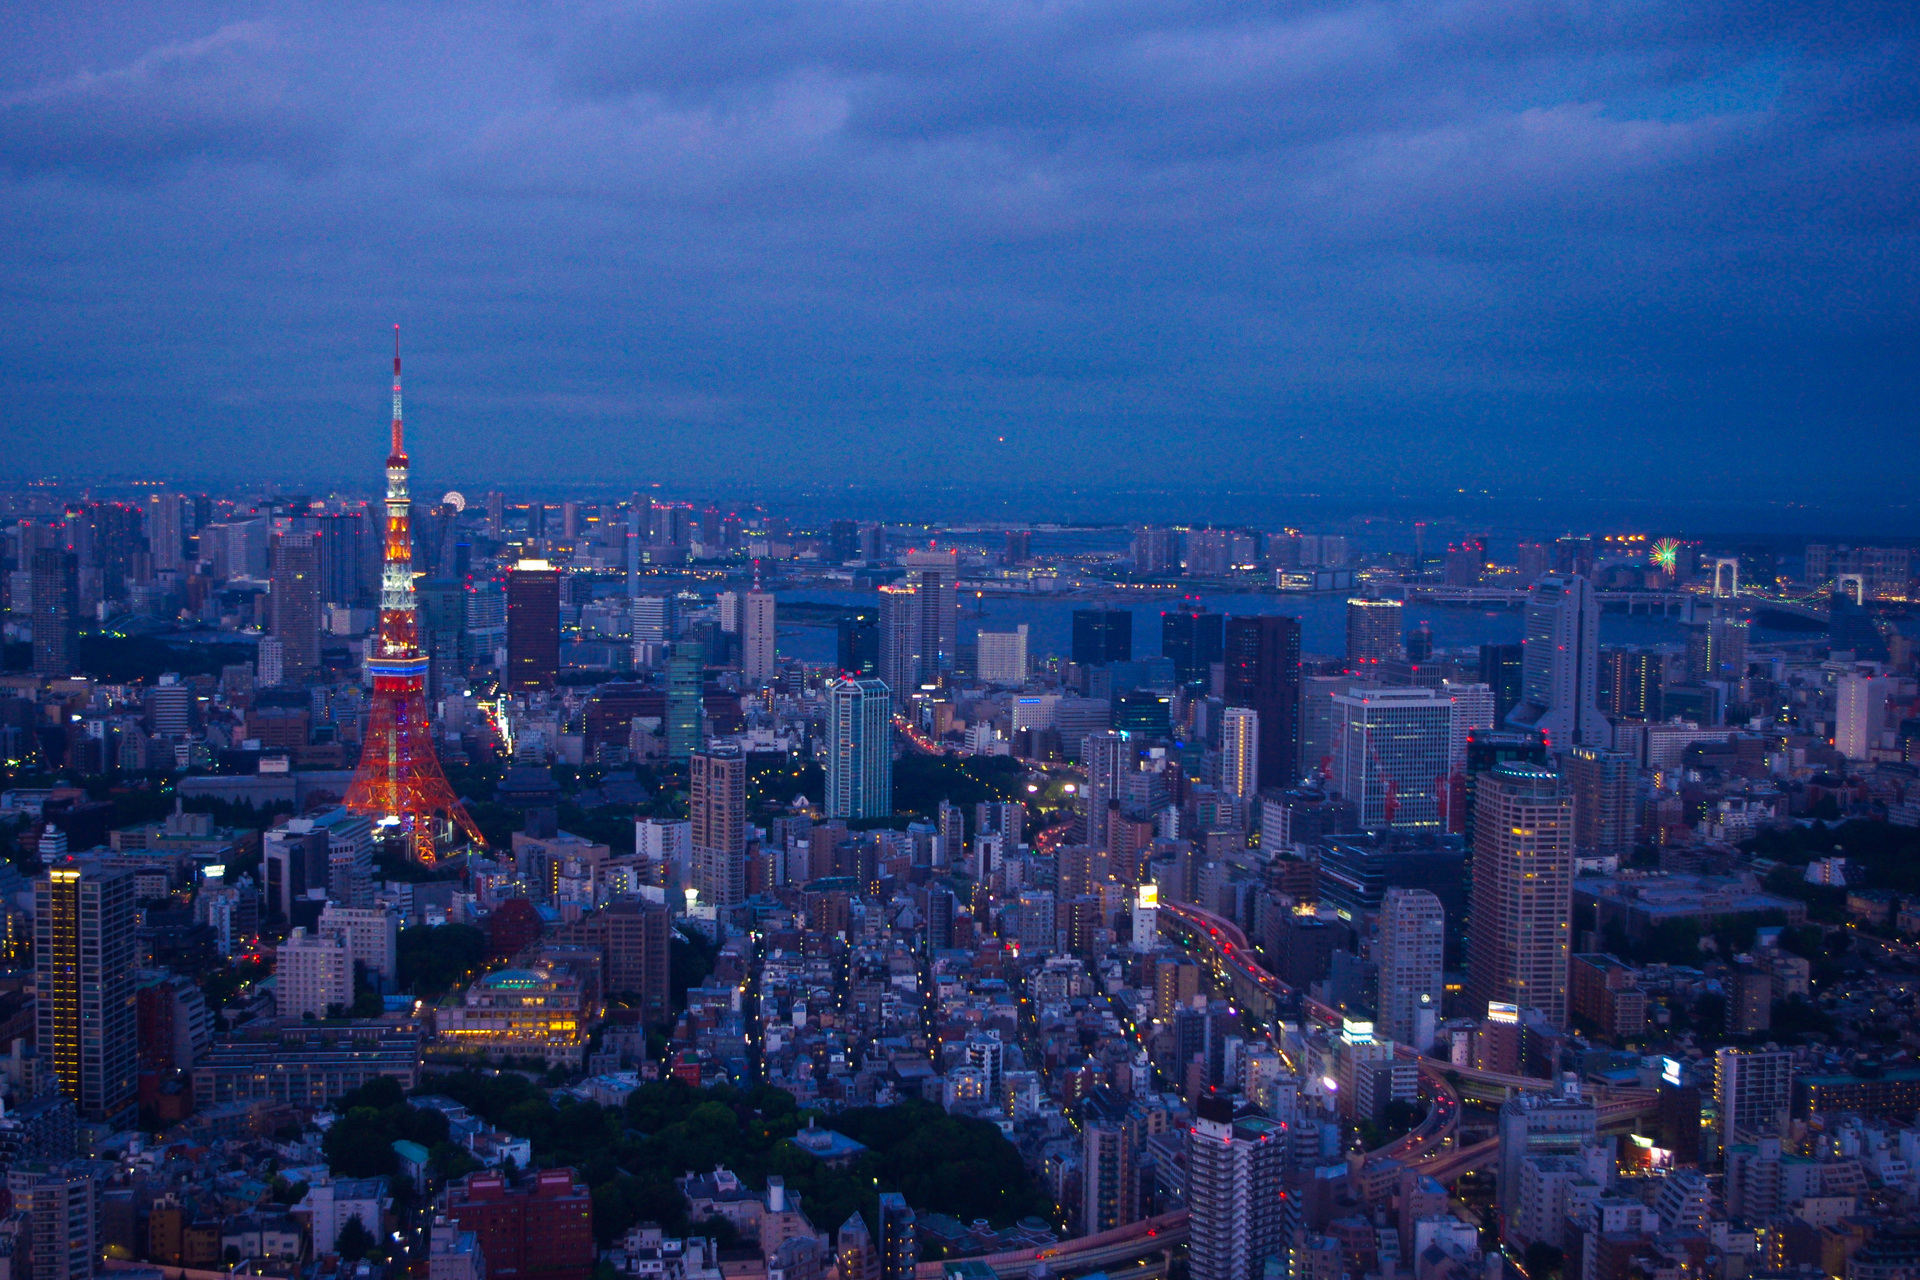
1376;888;1445;1050
1220;706;1259;800
35;862;137;1127
690;745;746;909
1566;745;1634;872
826;678;893;821
1600;648;1662;720
903;546;959;676
1186;1091;1290;1280
1082;1087;1138;1233
742;587;776;684
1714;1047;1792;1149
1467;763;1574;1025
1506;574;1610;749
877;583;921;706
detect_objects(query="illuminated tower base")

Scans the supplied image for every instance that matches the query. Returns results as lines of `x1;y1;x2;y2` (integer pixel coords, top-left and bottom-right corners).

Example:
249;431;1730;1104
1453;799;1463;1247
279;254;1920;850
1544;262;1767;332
346;653;483;865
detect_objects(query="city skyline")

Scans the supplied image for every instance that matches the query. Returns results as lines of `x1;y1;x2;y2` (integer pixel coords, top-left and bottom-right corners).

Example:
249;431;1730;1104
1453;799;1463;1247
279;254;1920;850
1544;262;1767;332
7;4;1920;1278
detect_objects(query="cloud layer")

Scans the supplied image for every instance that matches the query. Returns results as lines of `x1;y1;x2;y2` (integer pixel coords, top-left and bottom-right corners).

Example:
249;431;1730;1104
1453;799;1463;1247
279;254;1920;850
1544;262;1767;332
0;0;1915;506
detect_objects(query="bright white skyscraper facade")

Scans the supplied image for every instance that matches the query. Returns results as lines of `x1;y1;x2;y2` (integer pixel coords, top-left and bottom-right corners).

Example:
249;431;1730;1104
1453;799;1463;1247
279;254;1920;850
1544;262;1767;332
1330;687;1452;829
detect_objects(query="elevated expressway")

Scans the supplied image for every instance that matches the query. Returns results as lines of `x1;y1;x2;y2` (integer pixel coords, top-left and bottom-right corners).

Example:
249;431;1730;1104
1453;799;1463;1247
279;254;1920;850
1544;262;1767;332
1155;901;1661;1193
907;1211;1193;1280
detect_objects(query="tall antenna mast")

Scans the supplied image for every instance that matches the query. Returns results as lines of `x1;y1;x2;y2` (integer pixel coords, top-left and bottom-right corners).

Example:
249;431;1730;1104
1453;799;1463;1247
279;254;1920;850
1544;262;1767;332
391;324;405;457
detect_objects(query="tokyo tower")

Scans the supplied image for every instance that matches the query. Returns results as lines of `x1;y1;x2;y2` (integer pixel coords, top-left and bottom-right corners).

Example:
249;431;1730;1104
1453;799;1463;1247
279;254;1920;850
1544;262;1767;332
345;328;486;865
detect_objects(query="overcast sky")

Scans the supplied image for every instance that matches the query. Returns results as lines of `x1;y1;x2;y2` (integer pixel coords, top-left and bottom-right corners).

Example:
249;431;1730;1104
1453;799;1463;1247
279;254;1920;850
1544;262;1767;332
1;1;1915;511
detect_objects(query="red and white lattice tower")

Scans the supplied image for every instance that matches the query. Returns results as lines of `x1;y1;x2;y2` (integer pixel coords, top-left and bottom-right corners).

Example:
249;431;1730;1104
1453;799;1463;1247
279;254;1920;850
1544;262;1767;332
345;328;485;865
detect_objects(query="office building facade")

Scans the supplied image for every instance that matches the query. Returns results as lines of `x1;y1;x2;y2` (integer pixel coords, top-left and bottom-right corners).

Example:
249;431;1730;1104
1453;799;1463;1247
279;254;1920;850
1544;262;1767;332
1223;614;1302;788
1329;687;1453;829
506;560;562;692
1161;603;1224;685
269;531;322;680
1072;609;1133;667
1507;574;1610;749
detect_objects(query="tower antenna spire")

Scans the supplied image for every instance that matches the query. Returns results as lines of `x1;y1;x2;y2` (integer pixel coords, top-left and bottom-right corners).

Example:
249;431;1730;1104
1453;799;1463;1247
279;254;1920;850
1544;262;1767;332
391;324;404;456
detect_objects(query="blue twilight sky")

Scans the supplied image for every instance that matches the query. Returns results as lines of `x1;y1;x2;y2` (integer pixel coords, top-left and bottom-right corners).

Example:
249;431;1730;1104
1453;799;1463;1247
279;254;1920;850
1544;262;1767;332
0;1;1915;511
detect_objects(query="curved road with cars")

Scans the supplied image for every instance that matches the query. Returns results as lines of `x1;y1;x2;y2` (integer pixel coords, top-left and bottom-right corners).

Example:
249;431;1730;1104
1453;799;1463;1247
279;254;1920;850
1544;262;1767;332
1153;900;1463;1164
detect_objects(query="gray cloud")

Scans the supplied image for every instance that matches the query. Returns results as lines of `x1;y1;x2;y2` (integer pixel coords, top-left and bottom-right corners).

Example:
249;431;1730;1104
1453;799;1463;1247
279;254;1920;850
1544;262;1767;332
0;0;1914;506
0;20;336;179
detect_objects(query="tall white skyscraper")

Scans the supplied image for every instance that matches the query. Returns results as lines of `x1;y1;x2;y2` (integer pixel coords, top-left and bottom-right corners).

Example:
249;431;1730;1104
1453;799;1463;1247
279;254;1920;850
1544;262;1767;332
826;678;894;821
743;589;776;684
1376;888;1444;1049
1220;706;1259;800
1329;687;1452;829
1507;574;1611;749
